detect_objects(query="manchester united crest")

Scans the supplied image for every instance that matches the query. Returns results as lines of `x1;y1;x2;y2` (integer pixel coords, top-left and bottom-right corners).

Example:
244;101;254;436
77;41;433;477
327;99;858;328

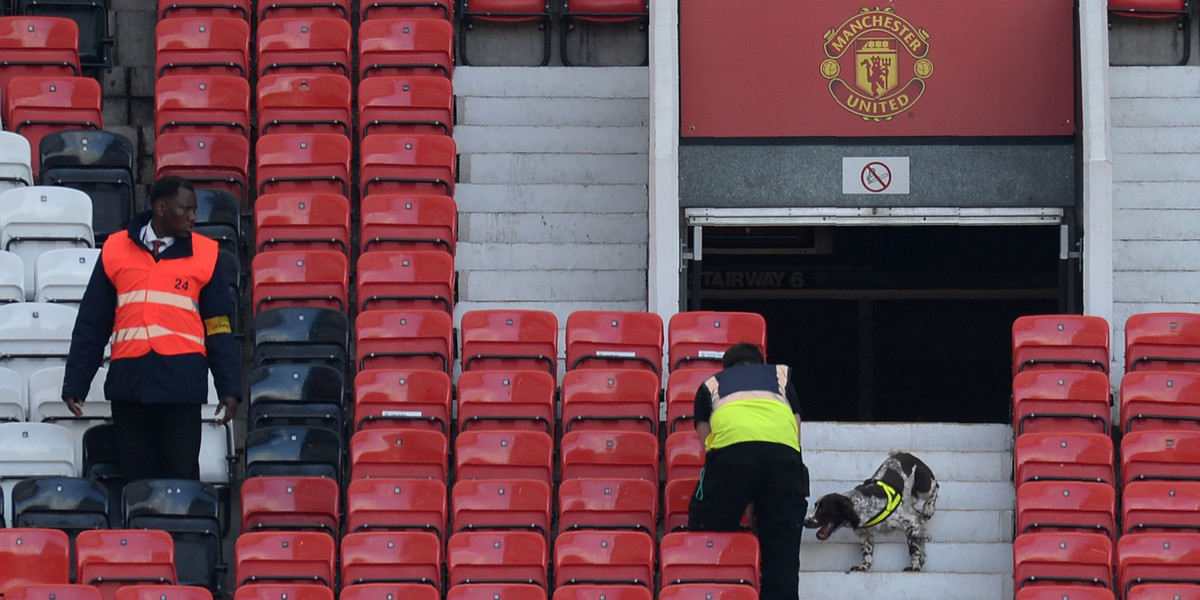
820;7;933;121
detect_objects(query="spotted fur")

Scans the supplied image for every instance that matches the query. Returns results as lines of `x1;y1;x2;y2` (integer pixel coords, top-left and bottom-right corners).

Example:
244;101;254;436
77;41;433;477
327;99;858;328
803;452;939;572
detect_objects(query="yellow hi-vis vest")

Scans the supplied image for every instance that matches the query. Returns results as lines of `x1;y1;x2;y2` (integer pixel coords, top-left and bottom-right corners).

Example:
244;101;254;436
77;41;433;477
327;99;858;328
703;365;800;452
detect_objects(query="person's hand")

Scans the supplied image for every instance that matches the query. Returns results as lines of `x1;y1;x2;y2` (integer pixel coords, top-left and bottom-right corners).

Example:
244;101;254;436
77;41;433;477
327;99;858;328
215;396;239;425
64;396;83;417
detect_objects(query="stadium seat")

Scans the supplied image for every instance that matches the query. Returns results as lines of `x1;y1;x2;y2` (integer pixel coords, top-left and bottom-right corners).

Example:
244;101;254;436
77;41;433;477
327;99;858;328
0;251;24;305
33;247;98;305
36;131;133;243
446;585;546;600
1117;532;1200;598
653;584;758;600
113;586;211;600
345;477;447;538
360;0;451;20
0;423;77;513
234;531;335;588
1013;531;1113;591
27;365;107;469
255;133;352;197
11;476;109;546
559;430;659;482
1012;370;1111;436
360;134;456;196
154;16;250;77
1121;370;1200;433
358;76;453;137
665;368;715;434
1015;480;1117;541
122;479;224;594
256;74;352;137
340;531;442;589
1013;587;1116;600
658;532;759;590
560;0;648;66
662;478;698;533
75;529;177;600
1012;315;1110;374
664;431;704;484
353;368;452;434
1121;480;1200;534
251;306;350;371
454;430;554;484
0;16;79;91
1121;430;1200;486
551;586;651;600
561;369;658;435
0;132;34;194
358;18;453;78
3;76;101;175
1014;432;1116;486
243;425;342;483
0;528;72;595
153;132;250;206
451;478;552;538
556;477;656;537
356;250;454;313
250;249;349;314
455;370;556;434
0;186;92;300
565;311;664;375
253;193;350;255
9;585;103;600
0;303;77;397
256;18;351;76
458;0;551;66
193;188;241;255
257;0;348;21
0;367;24;422
359;193;457;254
1109;0;1191;65
1126;312;1200;373
13;0;111;70
339;584;438;600
553;530;653;589
240;475;339;536
153;74;250;137
459;310;557;375
667;311;766;373
157;0;250;20
354;309;453;373
232;584;331;600
446;531;548;589
79;424;122;523
247;363;344;436
348;428;448;481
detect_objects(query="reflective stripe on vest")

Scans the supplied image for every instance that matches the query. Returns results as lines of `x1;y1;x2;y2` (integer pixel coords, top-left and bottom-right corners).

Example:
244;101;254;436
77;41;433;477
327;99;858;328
861;480;902;528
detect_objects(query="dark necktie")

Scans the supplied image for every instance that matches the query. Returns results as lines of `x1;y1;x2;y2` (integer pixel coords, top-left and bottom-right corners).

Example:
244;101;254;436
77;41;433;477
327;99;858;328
152;240;165;256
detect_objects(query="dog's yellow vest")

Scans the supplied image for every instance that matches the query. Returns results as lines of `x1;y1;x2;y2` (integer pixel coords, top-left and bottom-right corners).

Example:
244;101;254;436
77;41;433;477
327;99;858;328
862;480;902;528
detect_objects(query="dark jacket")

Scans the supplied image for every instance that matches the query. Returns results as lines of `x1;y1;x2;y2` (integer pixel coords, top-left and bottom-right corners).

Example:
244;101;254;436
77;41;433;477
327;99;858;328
61;211;241;404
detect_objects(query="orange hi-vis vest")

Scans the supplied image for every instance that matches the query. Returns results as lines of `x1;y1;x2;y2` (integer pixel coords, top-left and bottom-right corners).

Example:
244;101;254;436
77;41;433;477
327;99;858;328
103;231;218;360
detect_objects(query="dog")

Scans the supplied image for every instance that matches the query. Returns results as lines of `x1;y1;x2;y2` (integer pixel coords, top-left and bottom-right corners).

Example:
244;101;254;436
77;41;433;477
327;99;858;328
803;452;939;572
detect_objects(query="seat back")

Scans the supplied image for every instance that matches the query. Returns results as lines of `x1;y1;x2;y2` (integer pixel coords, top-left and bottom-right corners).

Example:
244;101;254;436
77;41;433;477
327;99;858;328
1122;480;1200;534
357;18;453;78
658;532;759;590
0;302;78;389
3;76;102;174
255;133;352;197
654;584;758;600
662;478;699;533
11;476;109;541
359;193;457;254
7;584;103;600
0;366;24;422
445;584;545;600
232;584;332;600
154;16;250;77
451;478;552;538
459;310;558;376
358;75;453;137
338;583;438;600
353;368;452;434
251;249;349;314
0;528;71;595
1121;371;1200;433
356;250;454;313
1012;315;1110;375
113;586;212;600
566;311;664;375
36;130;134;242
553;530;654;589
359;133;456;197
1013;531;1113;591
256;74;353;137
557;477;657;537
254;193;351;255
33;248;99;305
340;531;441;589
75;529;178;600
0;422;77;522
1121;430;1200;487
454;430;553;484
1012;370;1111;435
1015;480;1116;541
256;17;352;77
344;477;446;538
0;16;80;91
348;429;448;482
247;363;344;435
560;369;659;435
27;365;107;469
667;311;766;373
154;74;251;137
13;0;111;70
1014;432;1115;485
243;426;342;483
0;186;92;299
121;479;223;594
665;369;715;434
354;309;453;373
0;132;34;195
153;132;249;205
1117;532;1200;598
234;531;335;589
456;370;556;434
251;306;349;370
240;475;340;536
446;531;548;589
560;430;659;482
1126;312;1200;373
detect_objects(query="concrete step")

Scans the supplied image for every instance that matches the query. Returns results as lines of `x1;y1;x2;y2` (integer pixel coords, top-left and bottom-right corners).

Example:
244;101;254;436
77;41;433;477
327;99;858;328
804;449;1011;482
461;153;649;185
799;509;1013;544
458;268;646;303
810;480;1014;512
800;540;1013;575
455;183;647;214
458;212;647;244
457;96;649;127
452;301;644;330
797;572;1013;600
457;242;647;271
454;66;649;98
802;422;1013;453
455;125;649;154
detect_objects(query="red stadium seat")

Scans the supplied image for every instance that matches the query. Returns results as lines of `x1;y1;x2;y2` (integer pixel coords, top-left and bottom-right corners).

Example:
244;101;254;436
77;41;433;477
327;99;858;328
1108;0;1191;65
257;0;349;21
7;586;101;600
356;250;454;313
360;194;457;254
662;478;698;533
1014;432;1115;486
1122;480;1200;534
240;476;340;536
1013;531;1114;591
113;586;210;600
667;311;766;373
659;532;759;590
255;133;352;196
665;369;715;434
452;478;552;538
340;531;441;590
345;477;447;538
560;0;648;66
1126;313;1200;373
456;370;557;434
233;584;331;600
1016;480;1116;542
1118;532;1200;598
460;310;558;375
551;586;651;600
559;430;659;482
250;249;349;314
664;431;705;484
254;193;351;255
1012;370;1111;436
75;530;177;600
339;584;439;600
158;0;251;20
354;369;452;434
154;74;250;136
349;429;449;481
446;531;548;589
360;0;452;20
446;585;546;600
566;311;664;375
1012;315;1110;375
359;76;453;137
256;74;352;137
458;0;551;66
354;309;454;373
654;584;758;600
560;369;658;435
234;531;335;588
256;18;352;77
1014;586;1115;600
557;477;657;537
358;19;453;78
154;17;250;77
154;132;249;205
360;134;456;197
0;17;80;91
0;529;71;596
1121;371;1200;433
4;76;101;174
454;430;554;484
1121;430;1200;486
553;530;654;589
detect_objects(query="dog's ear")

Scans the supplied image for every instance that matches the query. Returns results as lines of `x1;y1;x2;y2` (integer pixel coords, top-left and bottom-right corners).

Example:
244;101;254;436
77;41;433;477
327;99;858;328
833;495;861;528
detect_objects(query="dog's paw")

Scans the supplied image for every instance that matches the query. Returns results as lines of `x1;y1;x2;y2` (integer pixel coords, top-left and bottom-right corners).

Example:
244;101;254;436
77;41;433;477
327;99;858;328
848;564;870;573
903;566;922;572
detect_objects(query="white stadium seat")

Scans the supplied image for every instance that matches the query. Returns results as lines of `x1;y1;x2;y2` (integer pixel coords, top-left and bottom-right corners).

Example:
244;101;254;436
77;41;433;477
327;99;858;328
0;250;25;304
35;247;100;305
0;302;79;393
0;367;25;422
0;421;78;526
0;132;34;195
0;186;94;300
29;365;110;470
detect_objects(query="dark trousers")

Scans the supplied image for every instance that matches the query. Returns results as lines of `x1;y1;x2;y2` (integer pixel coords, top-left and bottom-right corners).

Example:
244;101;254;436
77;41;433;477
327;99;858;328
110;402;202;481
689;441;810;600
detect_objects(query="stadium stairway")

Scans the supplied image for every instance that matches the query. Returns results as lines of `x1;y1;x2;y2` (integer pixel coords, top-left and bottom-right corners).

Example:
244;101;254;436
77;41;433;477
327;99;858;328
800;422;1015;600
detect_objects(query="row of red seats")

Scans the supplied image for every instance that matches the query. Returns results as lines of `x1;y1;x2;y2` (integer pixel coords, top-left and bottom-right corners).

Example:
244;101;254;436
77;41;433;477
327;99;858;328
8;584;754;600
1014;531;1200;598
1012;312;1200;378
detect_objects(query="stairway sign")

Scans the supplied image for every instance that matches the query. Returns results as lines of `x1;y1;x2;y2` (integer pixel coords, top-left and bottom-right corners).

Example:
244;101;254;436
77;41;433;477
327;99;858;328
843;157;910;194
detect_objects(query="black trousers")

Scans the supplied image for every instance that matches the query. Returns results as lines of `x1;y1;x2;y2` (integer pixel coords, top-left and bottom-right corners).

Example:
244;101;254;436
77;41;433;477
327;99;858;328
110;402;203;481
689;441;810;600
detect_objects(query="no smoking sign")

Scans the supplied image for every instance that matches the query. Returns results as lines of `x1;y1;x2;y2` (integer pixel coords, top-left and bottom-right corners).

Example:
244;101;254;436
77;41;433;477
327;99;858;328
843;157;910;195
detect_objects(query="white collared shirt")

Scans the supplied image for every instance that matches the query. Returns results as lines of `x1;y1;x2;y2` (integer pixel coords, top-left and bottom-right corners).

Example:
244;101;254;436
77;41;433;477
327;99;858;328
140;223;175;254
